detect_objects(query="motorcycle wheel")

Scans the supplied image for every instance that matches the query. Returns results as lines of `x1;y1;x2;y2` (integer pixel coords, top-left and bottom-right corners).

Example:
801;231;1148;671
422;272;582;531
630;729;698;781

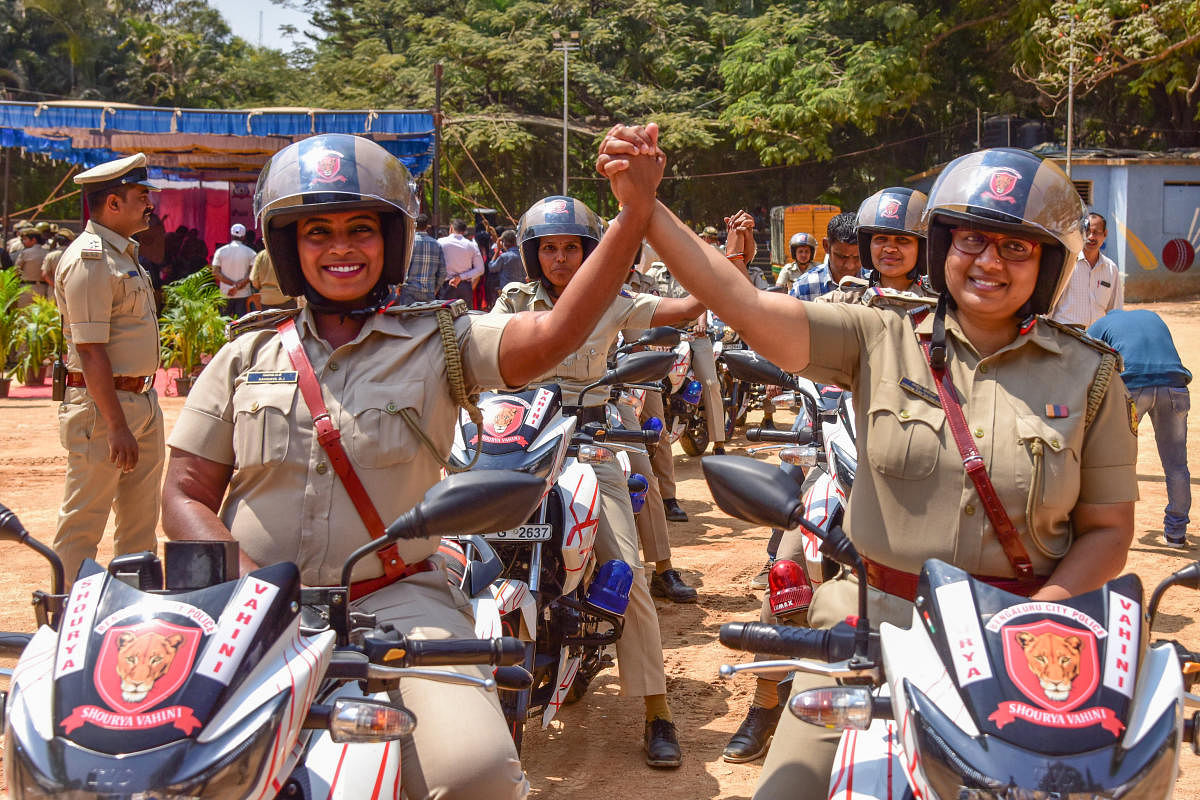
680;423;709;457
500;690;527;753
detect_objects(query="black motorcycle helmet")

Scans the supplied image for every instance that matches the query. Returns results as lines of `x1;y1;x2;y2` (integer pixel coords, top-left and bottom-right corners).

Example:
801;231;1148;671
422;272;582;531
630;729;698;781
855;187;928;282
516;196;605;287
921;148;1084;317
254;134;418;308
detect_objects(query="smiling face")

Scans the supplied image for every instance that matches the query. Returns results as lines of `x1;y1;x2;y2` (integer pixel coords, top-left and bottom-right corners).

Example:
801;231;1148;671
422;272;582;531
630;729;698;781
869;233;919;281
943;228;1041;326
296;210;385;302
537;234;585;293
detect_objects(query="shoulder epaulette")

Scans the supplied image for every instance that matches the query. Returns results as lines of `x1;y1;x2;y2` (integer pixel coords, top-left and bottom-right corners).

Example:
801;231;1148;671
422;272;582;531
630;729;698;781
226;307;302;340
861;286;935;311
381;299;469;319
79;233;104;260
1041;317;1122;366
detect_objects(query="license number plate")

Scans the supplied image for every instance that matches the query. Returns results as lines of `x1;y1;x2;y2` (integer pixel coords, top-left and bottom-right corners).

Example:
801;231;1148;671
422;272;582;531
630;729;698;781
483;524;553;542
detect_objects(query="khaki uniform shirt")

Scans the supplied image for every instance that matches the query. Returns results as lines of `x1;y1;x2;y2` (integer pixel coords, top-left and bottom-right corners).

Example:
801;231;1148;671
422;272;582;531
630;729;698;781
54;221;159;376
249;249;290;306
802;302;1138;578
491;281;658;406
167;306;513;587
816;278;931;306
41;248;64;285
16;243;48;282
776;261;808;288
644;263;689;300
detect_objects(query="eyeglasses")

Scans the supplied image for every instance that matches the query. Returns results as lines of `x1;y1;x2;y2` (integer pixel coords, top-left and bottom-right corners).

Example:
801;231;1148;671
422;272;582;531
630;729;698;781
949;228;1038;262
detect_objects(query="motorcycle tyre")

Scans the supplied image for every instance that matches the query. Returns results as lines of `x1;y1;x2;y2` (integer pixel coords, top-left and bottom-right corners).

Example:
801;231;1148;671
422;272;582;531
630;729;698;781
499;690;527;753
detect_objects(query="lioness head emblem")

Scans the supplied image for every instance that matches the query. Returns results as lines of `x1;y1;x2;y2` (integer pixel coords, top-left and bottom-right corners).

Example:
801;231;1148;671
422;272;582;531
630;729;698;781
116;631;183;704
491;405;519;435
1016;631;1081;703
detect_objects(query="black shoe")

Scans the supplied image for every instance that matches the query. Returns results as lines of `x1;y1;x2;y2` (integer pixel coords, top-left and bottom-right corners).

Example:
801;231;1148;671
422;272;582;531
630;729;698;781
651;569;698;603
722;704;784;763
761;417;777;431
644;718;682;768
712;444;726;455
663;498;688;523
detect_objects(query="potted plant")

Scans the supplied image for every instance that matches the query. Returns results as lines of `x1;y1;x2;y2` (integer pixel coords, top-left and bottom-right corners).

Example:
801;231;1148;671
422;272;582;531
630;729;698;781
14;295;62;387
159;270;229;396
0;270;25;397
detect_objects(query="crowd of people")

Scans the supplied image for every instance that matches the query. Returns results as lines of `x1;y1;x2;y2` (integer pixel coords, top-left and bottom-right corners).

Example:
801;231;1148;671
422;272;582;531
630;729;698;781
17;124;1192;800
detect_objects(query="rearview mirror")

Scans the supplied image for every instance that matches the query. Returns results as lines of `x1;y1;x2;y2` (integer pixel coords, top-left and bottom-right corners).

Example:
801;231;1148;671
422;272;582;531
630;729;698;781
636;326;681;348
722;350;796;389
601;350;677;386
702;456;804;531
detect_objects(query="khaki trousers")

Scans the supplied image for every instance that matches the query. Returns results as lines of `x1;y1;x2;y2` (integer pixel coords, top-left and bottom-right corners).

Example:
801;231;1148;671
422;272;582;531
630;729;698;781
642;390;677;500
54;388;164;583
689;336;726;444
753;572;914;800
592;457;668;697
620;403;671;565
355;567;528;799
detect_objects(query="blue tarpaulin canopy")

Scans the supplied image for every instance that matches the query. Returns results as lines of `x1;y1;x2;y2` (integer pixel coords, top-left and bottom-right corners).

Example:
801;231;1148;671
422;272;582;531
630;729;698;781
0;100;435;180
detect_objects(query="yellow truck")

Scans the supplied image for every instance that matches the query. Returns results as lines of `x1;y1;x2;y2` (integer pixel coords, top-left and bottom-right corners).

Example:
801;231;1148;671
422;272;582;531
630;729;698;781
769;204;841;276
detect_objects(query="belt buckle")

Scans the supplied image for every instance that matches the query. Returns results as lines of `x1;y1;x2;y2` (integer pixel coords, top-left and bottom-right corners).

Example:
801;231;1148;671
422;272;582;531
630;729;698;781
139;375;154;393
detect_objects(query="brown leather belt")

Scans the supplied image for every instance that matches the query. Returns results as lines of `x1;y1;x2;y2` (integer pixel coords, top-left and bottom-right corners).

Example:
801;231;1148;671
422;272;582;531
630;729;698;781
348;558;438;602
66;372;154;394
863;557;1047;602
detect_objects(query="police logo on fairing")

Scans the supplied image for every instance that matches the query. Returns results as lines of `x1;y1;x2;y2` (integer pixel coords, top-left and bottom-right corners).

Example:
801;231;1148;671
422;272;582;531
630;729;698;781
879;197;902;220
982;167;1021;205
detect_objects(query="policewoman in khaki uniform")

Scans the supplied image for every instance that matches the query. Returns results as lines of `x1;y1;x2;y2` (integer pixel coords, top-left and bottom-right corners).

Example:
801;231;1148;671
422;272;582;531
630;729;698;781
491;195;708;767
53;153;163;583
600;134;1138;797
161;132;663;800
723;186;937;764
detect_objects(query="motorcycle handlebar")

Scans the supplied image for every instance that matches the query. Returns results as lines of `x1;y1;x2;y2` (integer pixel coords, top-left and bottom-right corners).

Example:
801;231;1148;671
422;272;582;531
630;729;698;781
593;428;660;446
361;635;526;668
746;428;804;443
719;622;858;662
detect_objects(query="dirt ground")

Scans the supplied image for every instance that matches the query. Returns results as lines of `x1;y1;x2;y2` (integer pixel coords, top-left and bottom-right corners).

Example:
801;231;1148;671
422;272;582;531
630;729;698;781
1;299;1199;799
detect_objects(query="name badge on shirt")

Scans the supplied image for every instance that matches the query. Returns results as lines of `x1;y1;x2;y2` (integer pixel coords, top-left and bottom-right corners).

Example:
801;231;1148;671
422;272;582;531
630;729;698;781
899;376;941;408
1099;280;1111;288
246;370;298;384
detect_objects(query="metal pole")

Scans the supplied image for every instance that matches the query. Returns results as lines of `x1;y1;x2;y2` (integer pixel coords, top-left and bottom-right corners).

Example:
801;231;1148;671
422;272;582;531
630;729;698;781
561;45;569;195
976;107;981;149
433;63;443;233
1066;16;1075;177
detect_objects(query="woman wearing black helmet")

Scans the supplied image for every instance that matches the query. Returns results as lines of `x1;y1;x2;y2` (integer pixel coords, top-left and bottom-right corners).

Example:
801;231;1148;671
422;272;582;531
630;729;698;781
602;133;1137;795
491;194;716;767
160;131;664;798
776;231;817;288
818;187;933;304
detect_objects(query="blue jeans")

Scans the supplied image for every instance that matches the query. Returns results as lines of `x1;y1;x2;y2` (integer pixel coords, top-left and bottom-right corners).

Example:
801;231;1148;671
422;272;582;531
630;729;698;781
1132;385;1191;536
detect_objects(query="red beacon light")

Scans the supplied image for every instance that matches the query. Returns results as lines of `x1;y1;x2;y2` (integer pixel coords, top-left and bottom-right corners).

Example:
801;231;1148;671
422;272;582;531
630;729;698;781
768;559;813;620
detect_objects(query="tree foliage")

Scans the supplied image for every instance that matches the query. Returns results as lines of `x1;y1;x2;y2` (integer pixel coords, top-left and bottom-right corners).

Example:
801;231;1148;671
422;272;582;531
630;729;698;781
3;0;1200;223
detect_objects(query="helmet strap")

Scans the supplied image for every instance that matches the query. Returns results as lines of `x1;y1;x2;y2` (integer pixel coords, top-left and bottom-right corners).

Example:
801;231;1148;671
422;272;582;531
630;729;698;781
930;294;950;371
303;282;392;319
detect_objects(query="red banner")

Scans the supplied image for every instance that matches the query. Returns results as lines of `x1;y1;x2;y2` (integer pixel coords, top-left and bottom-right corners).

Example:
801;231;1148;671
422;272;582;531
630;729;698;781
988;701;1124;737
62;704;201;735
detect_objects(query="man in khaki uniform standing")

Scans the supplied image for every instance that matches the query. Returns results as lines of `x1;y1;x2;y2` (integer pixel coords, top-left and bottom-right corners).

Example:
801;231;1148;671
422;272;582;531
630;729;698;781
53;153;163;583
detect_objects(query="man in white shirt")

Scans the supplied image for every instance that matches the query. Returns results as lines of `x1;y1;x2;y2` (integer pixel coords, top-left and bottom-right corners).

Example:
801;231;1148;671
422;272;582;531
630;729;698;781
1050;212;1123;327
436;217;485;307
211;223;257;317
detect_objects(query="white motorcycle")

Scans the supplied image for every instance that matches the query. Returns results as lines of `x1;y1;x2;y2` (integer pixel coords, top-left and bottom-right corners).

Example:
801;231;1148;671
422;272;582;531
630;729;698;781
445;347;676;750
705;456;1200;800
0;471;542;800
